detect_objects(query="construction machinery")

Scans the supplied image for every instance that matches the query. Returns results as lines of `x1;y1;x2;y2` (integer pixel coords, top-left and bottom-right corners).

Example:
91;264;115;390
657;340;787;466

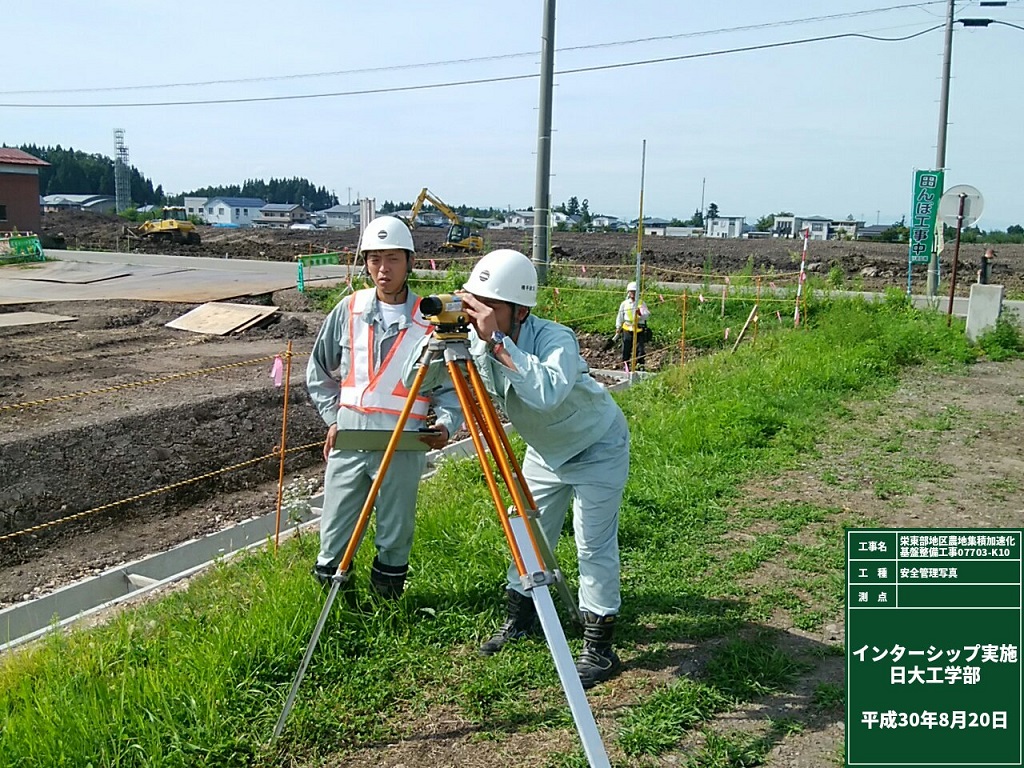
407;188;483;252
125;206;201;245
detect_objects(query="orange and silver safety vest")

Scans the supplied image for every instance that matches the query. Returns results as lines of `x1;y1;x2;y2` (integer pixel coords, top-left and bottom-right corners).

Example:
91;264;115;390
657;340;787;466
339;289;432;421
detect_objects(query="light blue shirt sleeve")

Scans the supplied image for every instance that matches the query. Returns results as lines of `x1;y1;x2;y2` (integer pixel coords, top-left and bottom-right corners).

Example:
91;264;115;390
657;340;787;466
306;297;348;427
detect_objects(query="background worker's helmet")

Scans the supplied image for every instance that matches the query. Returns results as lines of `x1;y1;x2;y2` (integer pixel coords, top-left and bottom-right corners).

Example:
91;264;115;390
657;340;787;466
359;215;415;255
464;249;538;307
626;281;638;294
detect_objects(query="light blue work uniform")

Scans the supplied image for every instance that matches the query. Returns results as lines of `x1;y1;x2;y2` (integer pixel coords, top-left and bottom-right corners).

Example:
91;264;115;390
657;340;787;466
407;314;630;616
306;289;459;570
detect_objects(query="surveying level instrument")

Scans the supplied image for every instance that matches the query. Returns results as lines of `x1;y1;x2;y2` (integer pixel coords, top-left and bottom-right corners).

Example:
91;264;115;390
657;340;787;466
273;302;610;767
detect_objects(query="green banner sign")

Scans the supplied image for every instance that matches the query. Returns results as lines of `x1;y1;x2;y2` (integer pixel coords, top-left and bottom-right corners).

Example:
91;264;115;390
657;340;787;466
846;529;1022;767
908;170;944;265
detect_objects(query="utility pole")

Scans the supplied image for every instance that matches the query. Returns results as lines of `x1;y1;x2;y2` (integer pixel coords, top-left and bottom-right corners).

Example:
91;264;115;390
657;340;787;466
700;177;706;222
532;0;556;284
928;0;956;298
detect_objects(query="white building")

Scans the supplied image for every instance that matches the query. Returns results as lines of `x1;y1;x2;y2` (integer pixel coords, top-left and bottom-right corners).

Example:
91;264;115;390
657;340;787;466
705;216;746;238
507;210;535;229
204;197;267;227
183;196;209;221
320;203;360;230
253;203;308;229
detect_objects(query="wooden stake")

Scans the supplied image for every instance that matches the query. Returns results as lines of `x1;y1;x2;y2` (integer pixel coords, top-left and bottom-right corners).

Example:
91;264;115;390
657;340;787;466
731;304;758;353
274;340;294;551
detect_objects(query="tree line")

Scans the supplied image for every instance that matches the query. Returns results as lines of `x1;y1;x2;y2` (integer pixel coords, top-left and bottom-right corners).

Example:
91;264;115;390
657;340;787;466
13;144;337;211
18;144;163;206
168;179;338;211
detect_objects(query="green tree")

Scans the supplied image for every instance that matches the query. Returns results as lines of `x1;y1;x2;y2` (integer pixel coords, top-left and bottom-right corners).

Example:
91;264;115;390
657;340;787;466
16;143;162;206
566;196;580;216
1007;224;1023;236
684;208;704;227
706;202;720;220
755;214;774;231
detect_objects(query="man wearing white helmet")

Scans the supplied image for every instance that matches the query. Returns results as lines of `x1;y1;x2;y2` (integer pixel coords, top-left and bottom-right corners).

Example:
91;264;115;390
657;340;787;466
614;281;651;371
306;215;459;598
404;249;630;688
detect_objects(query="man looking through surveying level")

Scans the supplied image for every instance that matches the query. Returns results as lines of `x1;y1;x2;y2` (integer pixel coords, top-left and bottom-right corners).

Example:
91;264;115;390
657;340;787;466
305;215;458;598
404;249;630;689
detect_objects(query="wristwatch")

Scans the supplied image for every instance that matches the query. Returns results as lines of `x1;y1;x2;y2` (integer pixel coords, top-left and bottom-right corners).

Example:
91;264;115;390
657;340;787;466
488;330;506;353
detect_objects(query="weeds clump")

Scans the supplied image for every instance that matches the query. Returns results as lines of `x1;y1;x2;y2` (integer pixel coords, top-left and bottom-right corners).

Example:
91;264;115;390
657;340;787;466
976;318;1024;361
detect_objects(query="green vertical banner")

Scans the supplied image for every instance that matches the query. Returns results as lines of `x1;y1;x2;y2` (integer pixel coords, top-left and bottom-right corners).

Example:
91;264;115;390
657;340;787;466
908;169;943;266
846;529;1022;768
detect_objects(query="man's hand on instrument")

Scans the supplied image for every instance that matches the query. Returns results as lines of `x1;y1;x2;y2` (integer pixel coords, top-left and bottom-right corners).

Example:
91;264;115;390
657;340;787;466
457;291;499;340
418;424;449;450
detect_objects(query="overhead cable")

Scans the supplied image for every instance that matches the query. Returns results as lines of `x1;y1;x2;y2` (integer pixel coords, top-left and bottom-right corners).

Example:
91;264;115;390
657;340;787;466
0;2;946;96
0;26;944;109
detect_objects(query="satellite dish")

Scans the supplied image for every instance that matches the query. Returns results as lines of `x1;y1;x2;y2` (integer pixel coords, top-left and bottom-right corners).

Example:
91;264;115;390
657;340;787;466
939;184;984;228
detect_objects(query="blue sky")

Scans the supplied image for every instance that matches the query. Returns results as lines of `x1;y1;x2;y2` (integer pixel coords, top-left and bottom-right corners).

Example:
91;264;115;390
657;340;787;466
5;1;1022;229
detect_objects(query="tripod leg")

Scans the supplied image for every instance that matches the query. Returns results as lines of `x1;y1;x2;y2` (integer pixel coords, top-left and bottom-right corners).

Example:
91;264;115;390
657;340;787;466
273;358;434;741
464;360;582;626
510;516;611;768
444;360;528;578
521;511;582;627
272;579;342;740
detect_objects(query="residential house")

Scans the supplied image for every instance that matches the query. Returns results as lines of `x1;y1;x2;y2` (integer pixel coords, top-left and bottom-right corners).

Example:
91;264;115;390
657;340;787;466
0;149;49;233
204;197;267;227
320;203;360;230
637;218;672;236
830;219;864;240
857;224;892;240
705;215;746;238
184;196;209;221
41;194;116;215
590;214;619;229
802;216;831;241
772;215;803;238
506;210;535;229
253;203;308;229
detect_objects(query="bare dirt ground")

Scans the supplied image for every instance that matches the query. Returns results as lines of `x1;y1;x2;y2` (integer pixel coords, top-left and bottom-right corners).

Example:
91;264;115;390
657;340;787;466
41;208;1024;297
4;211;1023;765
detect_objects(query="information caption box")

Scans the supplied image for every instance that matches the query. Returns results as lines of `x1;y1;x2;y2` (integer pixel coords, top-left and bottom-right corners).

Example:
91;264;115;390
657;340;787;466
847;529;1022;767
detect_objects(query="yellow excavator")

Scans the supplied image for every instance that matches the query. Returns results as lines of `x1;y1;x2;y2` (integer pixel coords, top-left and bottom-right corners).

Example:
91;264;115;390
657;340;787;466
125;206;201;245
407;188;483;252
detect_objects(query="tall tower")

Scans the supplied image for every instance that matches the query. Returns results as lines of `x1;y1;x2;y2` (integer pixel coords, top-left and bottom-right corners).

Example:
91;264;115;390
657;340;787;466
113;129;131;213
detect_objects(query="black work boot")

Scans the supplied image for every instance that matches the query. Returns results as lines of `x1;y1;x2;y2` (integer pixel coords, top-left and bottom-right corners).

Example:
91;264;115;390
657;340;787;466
576;611;621;689
479;589;538;656
369;556;408;600
311;563;337;588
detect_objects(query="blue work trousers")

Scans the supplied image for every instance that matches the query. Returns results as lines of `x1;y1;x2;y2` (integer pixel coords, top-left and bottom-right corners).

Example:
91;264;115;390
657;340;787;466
506;410;630;617
317;449;427;570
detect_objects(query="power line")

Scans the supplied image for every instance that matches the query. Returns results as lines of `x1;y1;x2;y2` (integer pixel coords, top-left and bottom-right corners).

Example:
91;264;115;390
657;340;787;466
0;2;946;96
0;26;944;109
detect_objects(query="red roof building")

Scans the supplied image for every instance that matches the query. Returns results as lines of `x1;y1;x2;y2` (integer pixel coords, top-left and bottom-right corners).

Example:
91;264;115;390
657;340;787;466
0;148;50;234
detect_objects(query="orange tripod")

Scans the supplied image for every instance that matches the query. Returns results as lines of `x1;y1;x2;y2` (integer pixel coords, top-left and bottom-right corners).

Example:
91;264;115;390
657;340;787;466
273;320;609;766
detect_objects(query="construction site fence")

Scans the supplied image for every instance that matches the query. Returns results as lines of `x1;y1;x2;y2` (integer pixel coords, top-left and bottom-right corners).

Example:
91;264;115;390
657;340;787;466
0;348;320;546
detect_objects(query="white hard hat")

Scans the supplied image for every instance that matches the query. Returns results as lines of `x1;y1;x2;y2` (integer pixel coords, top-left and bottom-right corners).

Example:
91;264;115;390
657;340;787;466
626;281;638;293
359;215;415;255
464;249;537;307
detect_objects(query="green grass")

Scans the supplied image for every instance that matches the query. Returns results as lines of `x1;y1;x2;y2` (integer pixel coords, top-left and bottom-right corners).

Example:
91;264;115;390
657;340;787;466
0;294;979;766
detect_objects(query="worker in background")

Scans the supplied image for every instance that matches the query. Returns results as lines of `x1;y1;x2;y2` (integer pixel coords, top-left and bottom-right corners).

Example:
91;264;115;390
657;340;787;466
306;215;459;598
614;281;651;371
404;249;630;689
